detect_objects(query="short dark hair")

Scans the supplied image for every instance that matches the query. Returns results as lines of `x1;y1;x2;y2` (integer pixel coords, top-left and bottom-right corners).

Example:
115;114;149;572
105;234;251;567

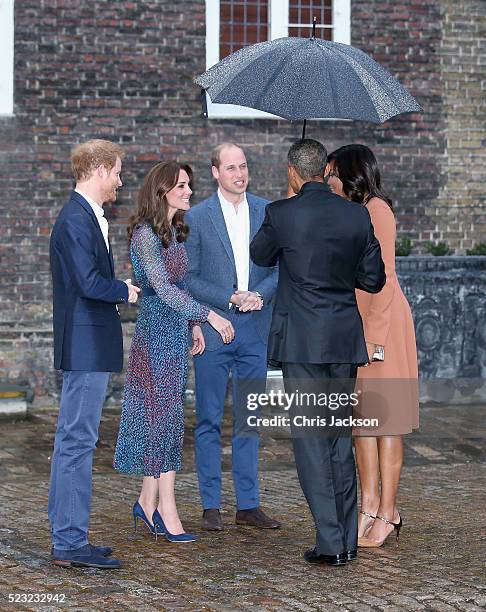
287;139;327;180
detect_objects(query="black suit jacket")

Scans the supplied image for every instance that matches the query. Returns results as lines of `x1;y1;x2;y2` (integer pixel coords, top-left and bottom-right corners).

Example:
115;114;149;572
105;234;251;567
50;191;129;371
250;182;386;366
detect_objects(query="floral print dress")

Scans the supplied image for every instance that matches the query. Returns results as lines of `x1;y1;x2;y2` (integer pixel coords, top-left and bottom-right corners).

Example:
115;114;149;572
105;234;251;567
114;223;209;476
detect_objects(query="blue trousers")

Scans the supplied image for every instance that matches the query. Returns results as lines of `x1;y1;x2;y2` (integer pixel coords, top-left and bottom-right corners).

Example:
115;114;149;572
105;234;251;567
48;370;110;550
194;319;267;511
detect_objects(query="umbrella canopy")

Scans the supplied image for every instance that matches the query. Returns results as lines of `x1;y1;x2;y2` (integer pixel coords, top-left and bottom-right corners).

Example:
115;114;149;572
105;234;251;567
196;36;421;124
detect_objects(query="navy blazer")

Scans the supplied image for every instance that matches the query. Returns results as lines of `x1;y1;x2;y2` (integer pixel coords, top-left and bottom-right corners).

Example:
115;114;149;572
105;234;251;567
50;191;129;371
250;182;386;366
185;191;278;351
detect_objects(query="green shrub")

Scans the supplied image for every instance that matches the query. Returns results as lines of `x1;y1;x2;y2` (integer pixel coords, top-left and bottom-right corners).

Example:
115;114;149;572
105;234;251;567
466;242;486;256
424;241;454;256
395;236;412;256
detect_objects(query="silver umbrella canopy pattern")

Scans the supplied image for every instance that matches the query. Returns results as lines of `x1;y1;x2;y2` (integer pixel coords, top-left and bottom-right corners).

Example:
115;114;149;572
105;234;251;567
196;36;421;131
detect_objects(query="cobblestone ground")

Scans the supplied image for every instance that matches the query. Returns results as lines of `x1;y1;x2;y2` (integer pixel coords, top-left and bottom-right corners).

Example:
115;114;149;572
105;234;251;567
0;403;485;611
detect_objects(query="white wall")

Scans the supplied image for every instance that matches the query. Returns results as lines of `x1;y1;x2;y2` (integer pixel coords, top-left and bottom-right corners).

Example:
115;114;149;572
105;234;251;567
0;0;14;115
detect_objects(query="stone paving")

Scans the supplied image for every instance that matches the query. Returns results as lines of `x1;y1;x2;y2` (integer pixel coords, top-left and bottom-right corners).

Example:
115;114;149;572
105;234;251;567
0;403;485;611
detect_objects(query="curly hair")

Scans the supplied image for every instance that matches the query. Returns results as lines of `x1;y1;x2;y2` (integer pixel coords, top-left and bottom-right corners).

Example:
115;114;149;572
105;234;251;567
127;161;191;247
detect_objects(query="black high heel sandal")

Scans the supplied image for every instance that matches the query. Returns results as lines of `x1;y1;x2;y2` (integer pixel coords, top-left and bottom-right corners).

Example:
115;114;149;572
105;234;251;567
376;513;402;545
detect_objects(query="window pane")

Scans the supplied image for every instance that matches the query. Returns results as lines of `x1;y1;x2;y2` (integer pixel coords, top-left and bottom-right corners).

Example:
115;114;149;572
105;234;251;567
289;0;333;40
220;1;269;59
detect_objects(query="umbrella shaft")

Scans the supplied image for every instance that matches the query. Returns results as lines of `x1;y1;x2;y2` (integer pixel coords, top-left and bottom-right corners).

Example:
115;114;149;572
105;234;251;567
301;119;307;139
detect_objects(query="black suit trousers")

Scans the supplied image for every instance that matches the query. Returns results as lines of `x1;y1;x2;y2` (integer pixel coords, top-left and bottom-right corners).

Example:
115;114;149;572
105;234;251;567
281;362;358;555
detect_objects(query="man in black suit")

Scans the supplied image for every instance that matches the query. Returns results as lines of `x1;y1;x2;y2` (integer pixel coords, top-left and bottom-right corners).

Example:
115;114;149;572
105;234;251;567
250;139;385;566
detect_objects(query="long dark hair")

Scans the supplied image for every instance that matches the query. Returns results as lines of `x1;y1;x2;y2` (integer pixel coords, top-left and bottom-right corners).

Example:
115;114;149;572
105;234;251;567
327;144;393;210
127;161;191;246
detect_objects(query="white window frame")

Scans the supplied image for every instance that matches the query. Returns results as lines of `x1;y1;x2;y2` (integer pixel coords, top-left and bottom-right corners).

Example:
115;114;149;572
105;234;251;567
204;0;350;119
0;0;14;116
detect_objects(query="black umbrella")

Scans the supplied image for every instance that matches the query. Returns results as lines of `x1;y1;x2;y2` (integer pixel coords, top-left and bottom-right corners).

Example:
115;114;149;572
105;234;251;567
196;23;421;137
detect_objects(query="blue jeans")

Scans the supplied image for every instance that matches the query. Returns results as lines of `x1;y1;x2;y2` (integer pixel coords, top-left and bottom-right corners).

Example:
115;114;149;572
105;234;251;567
194;318;267;511
48;370;110;550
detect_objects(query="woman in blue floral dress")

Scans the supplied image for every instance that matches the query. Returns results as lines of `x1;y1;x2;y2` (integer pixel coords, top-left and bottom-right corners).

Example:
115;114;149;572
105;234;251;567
114;161;234;542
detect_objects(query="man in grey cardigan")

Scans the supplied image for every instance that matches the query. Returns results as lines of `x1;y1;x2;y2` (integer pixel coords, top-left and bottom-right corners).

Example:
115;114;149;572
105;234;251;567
185;143;280;531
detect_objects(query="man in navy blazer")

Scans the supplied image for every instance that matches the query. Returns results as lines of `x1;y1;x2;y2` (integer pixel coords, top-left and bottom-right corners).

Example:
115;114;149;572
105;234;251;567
48;140;139;569
185;143;280;531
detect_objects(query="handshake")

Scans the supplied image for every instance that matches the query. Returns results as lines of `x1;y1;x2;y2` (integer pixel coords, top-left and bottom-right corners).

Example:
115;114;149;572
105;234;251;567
124;279;141;304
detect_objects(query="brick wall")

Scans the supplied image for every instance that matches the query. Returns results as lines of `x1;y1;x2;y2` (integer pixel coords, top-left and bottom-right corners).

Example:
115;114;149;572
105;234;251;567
436;0;485;208
427;0;486;249
0;0;484;404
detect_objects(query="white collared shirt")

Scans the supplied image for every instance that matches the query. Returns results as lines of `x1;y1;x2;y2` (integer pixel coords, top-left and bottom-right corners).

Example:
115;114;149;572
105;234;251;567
218;189;250;293
75;188;109;252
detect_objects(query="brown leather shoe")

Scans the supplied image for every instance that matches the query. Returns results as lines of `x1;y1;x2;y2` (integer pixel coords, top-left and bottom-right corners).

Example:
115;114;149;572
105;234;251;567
202;508;224;531
235;507;281;529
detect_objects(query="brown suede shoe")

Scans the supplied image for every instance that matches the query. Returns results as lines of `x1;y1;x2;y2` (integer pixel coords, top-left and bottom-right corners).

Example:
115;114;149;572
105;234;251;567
202;508;224;531
235;507;281;529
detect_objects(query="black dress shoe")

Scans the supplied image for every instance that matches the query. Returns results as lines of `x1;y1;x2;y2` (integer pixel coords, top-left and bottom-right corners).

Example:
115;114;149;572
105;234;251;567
303;548;347;566
346;549;358;561
202;508;223;531
235;507;281;529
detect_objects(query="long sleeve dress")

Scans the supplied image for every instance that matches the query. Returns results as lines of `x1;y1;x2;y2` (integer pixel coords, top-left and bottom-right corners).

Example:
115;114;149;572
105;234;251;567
114;223;210;476
354;197;419;436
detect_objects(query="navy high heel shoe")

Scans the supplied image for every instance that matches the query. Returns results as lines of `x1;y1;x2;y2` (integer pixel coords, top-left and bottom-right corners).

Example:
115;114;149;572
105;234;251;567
152;510;197;543
133;501;156;535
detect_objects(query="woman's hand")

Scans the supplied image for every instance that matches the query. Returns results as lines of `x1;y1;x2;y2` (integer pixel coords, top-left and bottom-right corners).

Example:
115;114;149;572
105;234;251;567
190;325;205;355
207;310;235;344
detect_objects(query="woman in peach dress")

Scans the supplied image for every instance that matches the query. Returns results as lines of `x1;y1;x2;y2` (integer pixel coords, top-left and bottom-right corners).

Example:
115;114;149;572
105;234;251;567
327;144;419;548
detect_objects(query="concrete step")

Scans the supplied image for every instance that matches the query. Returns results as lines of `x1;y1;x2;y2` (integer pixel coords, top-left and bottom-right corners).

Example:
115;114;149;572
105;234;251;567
0;386;30;419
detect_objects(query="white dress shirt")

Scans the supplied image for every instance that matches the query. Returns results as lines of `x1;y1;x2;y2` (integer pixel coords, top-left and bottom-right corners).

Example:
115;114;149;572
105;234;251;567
75;188;109;252
219;189;250;293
